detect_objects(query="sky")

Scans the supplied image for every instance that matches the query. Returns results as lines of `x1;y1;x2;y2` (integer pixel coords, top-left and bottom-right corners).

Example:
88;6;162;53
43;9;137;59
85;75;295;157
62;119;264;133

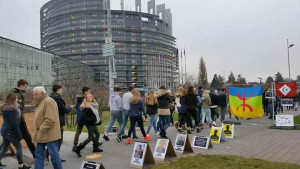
0;0;300;83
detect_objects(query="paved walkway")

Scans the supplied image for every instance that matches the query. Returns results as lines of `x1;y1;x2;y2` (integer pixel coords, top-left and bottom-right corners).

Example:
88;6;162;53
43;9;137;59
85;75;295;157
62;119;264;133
2;110;300;168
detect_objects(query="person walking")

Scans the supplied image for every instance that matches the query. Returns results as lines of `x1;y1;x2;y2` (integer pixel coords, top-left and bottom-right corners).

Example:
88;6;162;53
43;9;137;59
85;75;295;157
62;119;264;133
201;90;212;129
186;86;199;133
217;88;227;122
125;92;149;144
155;86;172;138
209;89;219;126
117;86;137;141
11;79;36;158
0;93;31;169
145;89;158;138
103;87;123;141
179;89;193;133
75;94;103;157
32;86;63;169
168;90;176;126
72;87;91;152
49;84;72;162
175;87;185;132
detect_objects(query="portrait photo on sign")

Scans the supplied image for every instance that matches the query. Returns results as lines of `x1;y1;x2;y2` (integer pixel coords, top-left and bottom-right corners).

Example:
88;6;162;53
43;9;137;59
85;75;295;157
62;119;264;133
210;128;220;143
131;142;147;166
154;139;169;159
174;134;186;152
265;90;275;98
222;124;234;138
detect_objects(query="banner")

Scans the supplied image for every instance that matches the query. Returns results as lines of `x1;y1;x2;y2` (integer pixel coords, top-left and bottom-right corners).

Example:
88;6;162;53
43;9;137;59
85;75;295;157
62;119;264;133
229;85;263;118
275;82;297;98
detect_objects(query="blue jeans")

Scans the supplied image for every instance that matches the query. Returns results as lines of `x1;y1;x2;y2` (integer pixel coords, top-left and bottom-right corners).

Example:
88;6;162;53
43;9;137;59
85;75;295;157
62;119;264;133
0;135;23;164
156;116;161;132
201;108;212;124
35;140;63;169
106;110;123;135
159;115;170;131
196;107;201;126
146;114;157;134
118;109;136;137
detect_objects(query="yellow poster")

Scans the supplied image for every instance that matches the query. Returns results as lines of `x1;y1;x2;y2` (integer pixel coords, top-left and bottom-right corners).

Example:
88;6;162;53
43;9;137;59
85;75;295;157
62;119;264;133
210;128;221;143
222;124;234;138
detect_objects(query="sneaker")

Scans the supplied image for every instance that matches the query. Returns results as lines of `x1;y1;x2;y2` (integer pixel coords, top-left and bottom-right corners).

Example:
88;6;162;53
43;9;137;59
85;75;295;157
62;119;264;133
116;136;122;142
178;128;183;132
212;121;216;126
155;132;160;135
93;147;103;152
125;138;133;144
61;159;66;162
19;164;31;169
72;146;77;152
103;135;110;141
187;130;192;134
144;135;151;142
191;128;195;131
0;162;6;167
121;135;128;139
197;128;200;133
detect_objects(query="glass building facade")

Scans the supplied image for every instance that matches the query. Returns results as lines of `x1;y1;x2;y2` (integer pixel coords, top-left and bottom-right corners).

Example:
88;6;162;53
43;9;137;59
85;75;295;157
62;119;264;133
41;0;178;90
0;36;94;98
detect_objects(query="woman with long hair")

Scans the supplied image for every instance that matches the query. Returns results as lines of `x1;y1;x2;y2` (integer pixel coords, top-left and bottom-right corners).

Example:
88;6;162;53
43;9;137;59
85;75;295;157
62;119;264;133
0;93;31;169
201;90;212;129
75;94;102;157
175;87;185;132
145;89;158;138
185;86;199;133
126;92;149;144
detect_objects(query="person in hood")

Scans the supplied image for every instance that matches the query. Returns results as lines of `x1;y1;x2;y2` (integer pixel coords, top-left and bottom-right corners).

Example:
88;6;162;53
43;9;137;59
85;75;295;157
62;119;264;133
74;94;103;157
155;86;172;138
72;87;91;152
209;89;219;126
103;87;123;141
9;79;35;158
49;84;72;162
0;93;31;169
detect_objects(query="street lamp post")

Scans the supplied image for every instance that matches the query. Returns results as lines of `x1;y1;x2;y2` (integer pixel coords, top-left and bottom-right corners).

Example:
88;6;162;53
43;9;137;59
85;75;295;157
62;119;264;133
287;39;294;81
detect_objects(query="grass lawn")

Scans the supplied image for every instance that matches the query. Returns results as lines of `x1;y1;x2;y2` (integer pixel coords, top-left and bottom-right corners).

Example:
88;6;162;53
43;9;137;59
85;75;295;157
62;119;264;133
294;114;300;124
65;111;179;134
149;154;300;169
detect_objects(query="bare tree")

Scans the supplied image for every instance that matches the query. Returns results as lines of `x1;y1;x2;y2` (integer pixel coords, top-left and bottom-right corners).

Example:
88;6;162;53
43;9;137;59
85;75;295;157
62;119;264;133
197;56;208;89
175;73;196;88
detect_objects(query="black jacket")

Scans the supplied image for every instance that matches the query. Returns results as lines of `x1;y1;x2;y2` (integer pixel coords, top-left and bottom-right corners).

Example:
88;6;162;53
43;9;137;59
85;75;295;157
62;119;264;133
217;93;227;108
0;104;23;140
50;92;72;126
82;108;101;126
145;97;158;115
155;89;172;109
209;93;219;106
186;94;197;109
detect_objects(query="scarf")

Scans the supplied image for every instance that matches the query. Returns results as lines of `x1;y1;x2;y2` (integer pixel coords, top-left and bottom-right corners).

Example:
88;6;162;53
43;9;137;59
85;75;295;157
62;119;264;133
89;102;100;124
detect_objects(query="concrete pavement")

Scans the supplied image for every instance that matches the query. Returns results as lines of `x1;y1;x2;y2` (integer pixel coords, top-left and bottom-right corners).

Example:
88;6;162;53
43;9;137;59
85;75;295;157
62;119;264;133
2;109;300;169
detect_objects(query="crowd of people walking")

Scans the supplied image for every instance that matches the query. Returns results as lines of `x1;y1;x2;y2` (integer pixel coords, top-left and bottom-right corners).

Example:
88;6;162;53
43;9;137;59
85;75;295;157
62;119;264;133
0;79;300;169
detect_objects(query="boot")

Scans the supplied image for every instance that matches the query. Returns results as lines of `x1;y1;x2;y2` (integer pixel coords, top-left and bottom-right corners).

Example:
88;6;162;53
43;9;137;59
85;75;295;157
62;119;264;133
75;143;85;157
93;146;103;153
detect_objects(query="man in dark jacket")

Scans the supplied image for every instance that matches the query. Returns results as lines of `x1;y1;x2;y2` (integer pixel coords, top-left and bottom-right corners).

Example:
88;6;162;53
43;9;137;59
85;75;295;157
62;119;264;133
50;84;72;162
72;87;91;151
209;89;219;125
217;89;227;122
11;79;36;158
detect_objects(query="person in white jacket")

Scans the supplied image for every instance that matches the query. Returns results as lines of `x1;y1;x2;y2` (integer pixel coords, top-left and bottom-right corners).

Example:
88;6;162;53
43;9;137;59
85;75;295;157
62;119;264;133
103;87;123;141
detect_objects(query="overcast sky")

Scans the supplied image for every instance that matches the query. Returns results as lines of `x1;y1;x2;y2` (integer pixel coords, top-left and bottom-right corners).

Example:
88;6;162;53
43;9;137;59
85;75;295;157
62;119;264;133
0;0;299;83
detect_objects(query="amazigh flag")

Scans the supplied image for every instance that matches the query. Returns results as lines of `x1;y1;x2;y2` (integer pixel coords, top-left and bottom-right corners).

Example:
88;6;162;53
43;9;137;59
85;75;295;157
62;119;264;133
229;85;263;118
275;82;297;98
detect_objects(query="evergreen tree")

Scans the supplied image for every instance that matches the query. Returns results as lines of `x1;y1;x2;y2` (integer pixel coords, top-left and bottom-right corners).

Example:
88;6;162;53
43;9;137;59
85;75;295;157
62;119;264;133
275;72;285;82
210;74;221;89
227;72;235;83
197;56;208;89
297;75;300;81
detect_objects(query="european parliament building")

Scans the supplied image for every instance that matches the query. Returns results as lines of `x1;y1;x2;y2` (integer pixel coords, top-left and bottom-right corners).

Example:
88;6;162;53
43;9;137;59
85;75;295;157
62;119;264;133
40;0;178;90
0;36;93;99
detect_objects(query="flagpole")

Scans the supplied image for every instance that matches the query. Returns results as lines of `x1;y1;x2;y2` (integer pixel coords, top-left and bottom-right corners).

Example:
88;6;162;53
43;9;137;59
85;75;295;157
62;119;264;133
272;82;276;121
184;48;187;85
181;49;183;85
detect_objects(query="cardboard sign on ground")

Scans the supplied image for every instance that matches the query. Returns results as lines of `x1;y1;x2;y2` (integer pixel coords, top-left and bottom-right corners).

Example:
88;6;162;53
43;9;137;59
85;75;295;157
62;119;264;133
192;136;213;149
174;134;193;154
129;142;155;169
210;127;226;144
153;139;177;161
81;160;105;169
104;126;118;135
85;153;103;159
276;115;294;127
222;123;235;138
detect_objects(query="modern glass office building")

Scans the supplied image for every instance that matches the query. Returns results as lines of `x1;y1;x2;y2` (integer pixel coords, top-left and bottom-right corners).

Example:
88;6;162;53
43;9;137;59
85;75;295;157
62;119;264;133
41;0;178;90
0;36;93;98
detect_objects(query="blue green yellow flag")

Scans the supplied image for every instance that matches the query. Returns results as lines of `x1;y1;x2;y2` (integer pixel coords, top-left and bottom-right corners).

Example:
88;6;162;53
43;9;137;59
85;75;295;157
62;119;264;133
228;85;263;118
